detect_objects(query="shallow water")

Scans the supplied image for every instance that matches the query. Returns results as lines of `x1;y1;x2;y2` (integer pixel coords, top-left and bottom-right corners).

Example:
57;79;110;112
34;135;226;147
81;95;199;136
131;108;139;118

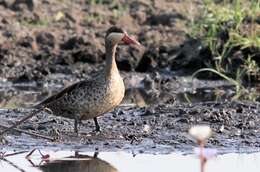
1;151;260;172
0;81;240;108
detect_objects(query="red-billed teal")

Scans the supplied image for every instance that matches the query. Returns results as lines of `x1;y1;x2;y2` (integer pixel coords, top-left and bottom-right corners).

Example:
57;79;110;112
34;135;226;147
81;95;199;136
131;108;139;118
34;26;140;134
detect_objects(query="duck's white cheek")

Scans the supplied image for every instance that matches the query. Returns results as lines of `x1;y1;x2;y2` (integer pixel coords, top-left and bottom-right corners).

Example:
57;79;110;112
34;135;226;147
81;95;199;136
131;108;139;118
107;33;124;44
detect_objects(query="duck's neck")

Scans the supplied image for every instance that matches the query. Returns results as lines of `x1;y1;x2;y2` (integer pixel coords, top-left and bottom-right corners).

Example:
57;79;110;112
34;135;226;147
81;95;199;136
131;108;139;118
105;43;119;79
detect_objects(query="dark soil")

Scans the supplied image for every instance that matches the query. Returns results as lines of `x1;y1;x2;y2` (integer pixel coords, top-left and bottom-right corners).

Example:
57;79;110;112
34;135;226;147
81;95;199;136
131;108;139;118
0;0;192;84
0;100;259;153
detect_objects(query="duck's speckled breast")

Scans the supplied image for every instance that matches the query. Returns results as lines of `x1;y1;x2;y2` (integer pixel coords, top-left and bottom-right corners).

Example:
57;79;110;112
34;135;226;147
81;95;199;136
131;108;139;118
80;72;125;120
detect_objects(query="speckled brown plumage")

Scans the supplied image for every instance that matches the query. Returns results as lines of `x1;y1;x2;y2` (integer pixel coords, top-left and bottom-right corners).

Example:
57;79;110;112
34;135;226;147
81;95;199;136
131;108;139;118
35;26;139;133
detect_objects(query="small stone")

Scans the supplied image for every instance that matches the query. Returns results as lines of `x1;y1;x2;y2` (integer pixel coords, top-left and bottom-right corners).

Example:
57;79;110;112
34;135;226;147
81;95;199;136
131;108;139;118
36;32;55;48
235;129;241;136
0;136;8;144
248;121;255;128
54;11;64;21
143;124;151;134
219;125;225;133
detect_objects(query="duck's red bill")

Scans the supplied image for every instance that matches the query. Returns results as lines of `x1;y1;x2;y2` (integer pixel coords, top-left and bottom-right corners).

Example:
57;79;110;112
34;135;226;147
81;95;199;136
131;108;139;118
122;34;141;45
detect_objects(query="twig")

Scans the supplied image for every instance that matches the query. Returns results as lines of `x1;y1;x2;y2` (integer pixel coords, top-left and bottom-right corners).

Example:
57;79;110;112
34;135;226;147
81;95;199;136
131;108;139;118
27;158;36;167
0;107;44;136
25;148;37;159
1;151;28;159
0;124;55;141
1;158;26;172
26;149;50;162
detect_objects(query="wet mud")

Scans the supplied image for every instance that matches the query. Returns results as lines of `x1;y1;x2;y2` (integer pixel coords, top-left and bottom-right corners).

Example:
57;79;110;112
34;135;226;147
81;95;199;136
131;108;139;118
0;79;259;153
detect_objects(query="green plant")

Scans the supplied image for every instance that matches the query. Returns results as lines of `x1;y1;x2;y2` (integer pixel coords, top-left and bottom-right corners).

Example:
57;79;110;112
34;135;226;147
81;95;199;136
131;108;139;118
84;13;104;24
190;0;259;64
229;32;260;49
112;3;128;19
183;93;192;104
89;0;104;5
20;19;50;28
192;68;251;100
192;68;243;92
243;55;260;81
190;0;260;100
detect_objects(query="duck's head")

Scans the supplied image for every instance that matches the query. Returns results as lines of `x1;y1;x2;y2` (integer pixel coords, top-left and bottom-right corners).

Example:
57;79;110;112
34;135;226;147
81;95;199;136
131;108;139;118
105;26;140;46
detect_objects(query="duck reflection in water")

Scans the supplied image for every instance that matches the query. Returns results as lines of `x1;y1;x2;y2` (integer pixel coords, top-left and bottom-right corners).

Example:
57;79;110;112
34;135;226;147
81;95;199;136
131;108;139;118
38;152;118;172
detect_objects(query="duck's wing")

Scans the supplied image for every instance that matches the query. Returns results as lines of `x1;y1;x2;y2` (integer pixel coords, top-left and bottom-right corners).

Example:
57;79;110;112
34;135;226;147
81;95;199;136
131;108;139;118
33;80;87;108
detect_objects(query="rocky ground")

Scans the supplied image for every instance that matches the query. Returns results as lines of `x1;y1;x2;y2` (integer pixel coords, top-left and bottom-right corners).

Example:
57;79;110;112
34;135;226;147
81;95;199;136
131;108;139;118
0;0;205;83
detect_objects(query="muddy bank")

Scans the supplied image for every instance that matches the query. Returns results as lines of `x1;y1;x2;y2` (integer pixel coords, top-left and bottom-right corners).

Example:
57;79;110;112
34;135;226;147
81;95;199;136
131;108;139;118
0;100;259;153
0;71;259;153
0;1;226;81
0;0;190;83
0;0;259;85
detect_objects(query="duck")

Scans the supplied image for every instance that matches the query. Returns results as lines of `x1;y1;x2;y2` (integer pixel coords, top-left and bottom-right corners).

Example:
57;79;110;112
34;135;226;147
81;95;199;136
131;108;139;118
39;152;118;172
34;26;140;134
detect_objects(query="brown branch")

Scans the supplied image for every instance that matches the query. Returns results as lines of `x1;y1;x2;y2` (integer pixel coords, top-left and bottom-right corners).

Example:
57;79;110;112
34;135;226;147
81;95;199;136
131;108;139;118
0;107;44;136
0;124;55;141
1;151;28;158
1;158;26;172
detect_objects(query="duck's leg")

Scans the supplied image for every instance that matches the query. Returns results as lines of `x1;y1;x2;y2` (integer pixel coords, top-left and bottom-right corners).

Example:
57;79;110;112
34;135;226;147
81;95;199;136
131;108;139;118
93;151;99;158
93;117;101;132
74;118;80;134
